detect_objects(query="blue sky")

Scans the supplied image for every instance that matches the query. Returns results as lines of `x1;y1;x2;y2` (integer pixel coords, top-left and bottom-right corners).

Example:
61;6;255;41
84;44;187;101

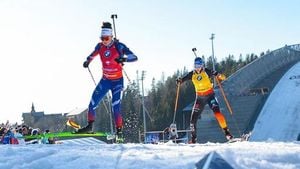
0;0;299;123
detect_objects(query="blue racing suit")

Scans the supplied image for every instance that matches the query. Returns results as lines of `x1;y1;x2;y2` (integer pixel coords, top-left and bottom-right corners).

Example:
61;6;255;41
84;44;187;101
85;40;137;129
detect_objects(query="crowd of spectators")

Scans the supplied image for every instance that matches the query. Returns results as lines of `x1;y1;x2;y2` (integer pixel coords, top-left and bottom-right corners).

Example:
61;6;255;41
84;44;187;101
0;121;56;144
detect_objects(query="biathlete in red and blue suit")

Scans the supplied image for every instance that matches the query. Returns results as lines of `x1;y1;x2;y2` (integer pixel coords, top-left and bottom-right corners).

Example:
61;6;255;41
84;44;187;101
77;22;138;138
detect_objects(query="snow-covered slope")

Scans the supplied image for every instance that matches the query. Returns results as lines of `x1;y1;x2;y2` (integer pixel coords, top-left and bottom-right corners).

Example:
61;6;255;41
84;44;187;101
1;141;300;169
251;62;300;141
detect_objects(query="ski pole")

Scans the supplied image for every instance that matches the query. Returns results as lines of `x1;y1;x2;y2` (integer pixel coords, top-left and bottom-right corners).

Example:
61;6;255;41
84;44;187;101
172;84;180;123
111;14;118;39
215;77;242;136
215;77;233;115
122;67;133;85
87;67;97;86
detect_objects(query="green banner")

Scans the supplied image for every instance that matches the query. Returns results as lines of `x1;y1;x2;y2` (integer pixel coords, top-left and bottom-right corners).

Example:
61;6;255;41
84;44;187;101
22;131;107;139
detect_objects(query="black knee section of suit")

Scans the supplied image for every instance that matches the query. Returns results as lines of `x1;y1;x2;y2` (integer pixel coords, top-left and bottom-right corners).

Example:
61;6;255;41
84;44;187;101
212;105;220;112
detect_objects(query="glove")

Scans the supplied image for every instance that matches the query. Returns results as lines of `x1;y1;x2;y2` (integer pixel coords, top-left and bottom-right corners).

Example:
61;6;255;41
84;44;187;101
212;70;218;76
217;74;226;81
176;77;182;85
83;61;90;68
115;57;127;64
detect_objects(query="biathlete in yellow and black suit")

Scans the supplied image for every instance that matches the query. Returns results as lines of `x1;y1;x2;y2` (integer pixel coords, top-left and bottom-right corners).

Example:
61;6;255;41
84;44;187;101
176;57;233;143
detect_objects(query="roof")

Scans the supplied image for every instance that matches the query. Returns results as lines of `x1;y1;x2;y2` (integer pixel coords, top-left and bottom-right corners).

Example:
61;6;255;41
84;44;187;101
66;108;87;116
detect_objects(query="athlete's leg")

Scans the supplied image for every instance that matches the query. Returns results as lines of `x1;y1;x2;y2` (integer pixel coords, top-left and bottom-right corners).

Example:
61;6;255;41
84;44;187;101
190;96;205;143
208;95;233;139
208;95;227;129
111;78;124;129
75;78;110;133
87;78;110;122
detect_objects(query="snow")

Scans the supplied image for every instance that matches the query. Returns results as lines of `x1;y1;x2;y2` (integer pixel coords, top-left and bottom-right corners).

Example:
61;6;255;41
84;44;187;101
0;141;299;169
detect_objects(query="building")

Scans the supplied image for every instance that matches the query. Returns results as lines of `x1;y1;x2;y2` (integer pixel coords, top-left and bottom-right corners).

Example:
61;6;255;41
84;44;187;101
22;103;67;132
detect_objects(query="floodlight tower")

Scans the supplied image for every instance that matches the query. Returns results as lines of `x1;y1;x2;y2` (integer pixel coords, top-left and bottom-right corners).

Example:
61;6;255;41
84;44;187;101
210;33;216;86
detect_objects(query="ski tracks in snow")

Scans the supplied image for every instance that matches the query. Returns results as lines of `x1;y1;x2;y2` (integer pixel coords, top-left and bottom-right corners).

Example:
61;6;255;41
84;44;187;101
0;145;57;169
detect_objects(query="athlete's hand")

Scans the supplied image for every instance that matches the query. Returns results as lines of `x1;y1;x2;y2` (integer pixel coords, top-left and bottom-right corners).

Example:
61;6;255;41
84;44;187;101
217;74;226;81
83;61;90;68
176;77;182;85
212;70;218;76
115;57;127;64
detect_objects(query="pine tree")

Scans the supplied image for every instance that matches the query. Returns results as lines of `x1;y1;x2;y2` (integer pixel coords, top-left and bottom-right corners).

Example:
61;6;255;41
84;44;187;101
122;82;140;143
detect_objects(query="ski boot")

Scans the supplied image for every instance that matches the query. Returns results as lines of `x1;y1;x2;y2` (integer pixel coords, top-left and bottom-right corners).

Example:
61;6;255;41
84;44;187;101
115;127;124;144
223;127;233;141
74;121;94;134
188;136;197;144
188;123;197;144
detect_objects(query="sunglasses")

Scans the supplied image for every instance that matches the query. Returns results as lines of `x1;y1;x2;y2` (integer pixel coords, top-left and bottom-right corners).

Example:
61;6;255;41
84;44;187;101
194;64;203;68
101;36;110;41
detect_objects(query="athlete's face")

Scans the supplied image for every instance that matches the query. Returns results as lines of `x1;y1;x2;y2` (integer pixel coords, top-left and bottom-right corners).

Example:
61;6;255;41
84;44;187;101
101;36;113;46
194;64;203;73
195;67;203;73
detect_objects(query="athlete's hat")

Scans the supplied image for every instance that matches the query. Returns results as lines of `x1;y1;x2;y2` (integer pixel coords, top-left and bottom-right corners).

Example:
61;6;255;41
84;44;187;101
194;57;204;68
101;22;113;37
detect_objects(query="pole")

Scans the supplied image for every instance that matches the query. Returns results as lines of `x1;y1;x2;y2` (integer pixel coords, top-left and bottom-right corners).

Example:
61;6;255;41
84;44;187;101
210;33;216;86
215;77;233;115
87;67;97;86
141;70;147;143
215;77;242;136
172;84;180;123
111;14;118;39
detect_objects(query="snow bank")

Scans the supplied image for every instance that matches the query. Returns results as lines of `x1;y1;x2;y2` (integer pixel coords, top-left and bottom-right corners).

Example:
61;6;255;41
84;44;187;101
1;141;300;169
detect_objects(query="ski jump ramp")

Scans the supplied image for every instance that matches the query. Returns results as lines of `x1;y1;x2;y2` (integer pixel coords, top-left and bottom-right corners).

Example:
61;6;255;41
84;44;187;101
251;62;300;141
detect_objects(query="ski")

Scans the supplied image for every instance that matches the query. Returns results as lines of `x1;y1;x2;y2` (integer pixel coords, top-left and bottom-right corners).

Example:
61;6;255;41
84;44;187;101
66;119;113;141
227;132;251;143
66;119;124;143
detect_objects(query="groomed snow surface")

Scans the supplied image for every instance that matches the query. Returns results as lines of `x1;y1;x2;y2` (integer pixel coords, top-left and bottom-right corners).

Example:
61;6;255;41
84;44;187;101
1;141;300;169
